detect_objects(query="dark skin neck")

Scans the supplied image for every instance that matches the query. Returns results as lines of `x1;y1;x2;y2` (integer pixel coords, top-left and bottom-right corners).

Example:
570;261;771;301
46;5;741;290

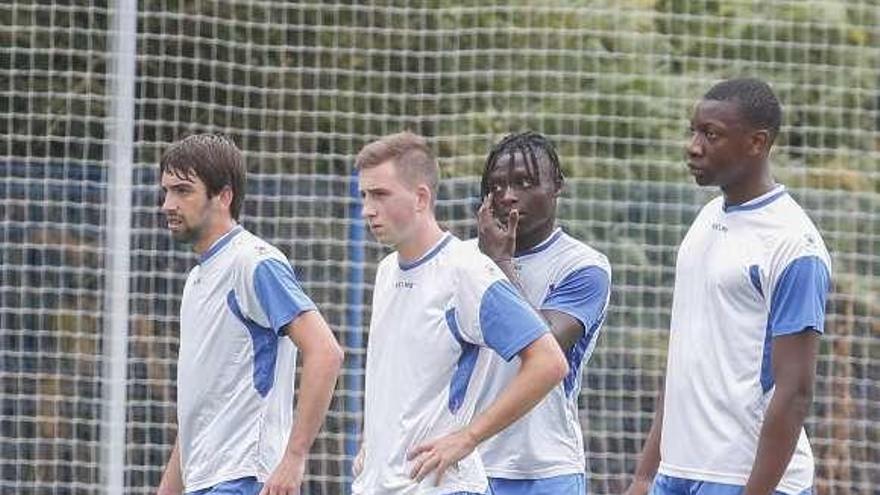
515;215;556;254
721;159;776;206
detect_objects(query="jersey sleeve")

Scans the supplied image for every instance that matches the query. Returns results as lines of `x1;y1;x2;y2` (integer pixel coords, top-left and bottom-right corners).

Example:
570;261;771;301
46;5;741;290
766;230;832;337
236;250;317;335
452;248;548;361
541;265;610;333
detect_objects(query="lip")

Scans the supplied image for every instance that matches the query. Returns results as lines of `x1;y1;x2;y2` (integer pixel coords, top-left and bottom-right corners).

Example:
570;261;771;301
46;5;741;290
687;163;706;175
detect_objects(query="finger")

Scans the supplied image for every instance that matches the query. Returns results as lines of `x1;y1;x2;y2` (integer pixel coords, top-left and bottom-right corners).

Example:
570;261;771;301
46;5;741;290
433;461;450;486
408;450;428;478
507;209;519;234
412;454;440;482
477;194;493;222
407;442;432;460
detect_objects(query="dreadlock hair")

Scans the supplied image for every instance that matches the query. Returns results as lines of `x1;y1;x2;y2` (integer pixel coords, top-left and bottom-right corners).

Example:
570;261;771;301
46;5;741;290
160;133;246;220
481;131;564;199
704;77;782;144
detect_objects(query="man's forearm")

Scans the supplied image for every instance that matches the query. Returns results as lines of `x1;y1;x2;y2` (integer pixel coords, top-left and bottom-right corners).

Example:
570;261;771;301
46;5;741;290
743;391;811;495
625;384;663;495
633;400;663;483
285;344;343;457
157;437;183;495
465;334;566;445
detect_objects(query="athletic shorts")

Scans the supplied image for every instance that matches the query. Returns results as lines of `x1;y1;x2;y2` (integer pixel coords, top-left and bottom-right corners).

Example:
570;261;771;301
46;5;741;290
488;473;587;495
651;473;812;495
186;476;263;495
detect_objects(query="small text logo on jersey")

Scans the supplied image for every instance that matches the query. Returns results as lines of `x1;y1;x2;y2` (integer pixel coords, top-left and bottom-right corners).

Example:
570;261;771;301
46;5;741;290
394;280;414;289
711;222;728;233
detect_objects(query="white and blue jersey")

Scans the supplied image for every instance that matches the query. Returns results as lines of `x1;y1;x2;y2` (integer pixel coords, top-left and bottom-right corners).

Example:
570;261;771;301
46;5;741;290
177;226;317;492
659;186;831;495
353;233;550;495
473;228;611;483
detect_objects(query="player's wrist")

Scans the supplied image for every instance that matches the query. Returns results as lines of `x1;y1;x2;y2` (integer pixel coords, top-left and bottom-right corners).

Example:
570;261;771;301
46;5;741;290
283;447;309;461
461;425;481;449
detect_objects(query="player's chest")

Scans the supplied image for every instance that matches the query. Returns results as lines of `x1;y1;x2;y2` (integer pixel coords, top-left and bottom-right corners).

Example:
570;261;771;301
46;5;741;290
371;273;459;348
181;264;236;322
677;218;766;295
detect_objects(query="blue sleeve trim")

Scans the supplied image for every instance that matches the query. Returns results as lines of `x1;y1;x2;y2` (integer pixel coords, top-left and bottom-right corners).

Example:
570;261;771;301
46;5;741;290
253;258;317;335
768;256;831;336
479;280;548;361
541;266;610;335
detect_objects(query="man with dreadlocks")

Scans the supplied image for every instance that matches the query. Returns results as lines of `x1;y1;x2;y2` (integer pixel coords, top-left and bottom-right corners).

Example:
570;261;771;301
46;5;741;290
155;134;344;495
475;131;612;494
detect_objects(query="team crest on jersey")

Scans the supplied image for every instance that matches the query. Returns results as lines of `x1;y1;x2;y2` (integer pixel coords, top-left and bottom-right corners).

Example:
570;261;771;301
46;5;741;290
804;233;817;246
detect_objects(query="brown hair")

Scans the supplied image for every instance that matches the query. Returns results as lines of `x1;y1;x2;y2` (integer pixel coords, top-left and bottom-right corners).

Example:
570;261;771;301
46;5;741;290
160;134;246;220
355;131;439;200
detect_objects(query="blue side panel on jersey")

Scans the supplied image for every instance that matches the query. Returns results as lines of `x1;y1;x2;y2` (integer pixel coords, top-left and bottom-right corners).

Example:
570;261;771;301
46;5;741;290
227;290;279;398
563;318;603;397
253;258;317;335
749;264;764;298
541;266;610;397
479;280;548;361
541;265;610;332
768;256;831;336
761;257;829;393
760;322;775;393
445;308;480;414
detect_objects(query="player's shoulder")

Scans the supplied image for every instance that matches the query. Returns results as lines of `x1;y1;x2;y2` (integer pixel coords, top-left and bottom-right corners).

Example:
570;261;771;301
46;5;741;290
763;193;825;242
445;234;494;269
698;194;727;218
757;194;831;268
230;230;289;272
554;230;611;273
441;235;508;288
376;250;399;273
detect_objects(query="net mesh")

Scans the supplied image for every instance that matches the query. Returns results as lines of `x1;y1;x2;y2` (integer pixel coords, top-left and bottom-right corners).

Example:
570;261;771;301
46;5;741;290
1;1;878;493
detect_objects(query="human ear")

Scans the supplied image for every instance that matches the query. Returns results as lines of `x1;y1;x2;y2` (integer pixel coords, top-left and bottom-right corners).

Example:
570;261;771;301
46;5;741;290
749;130;770;157
415;184;433;212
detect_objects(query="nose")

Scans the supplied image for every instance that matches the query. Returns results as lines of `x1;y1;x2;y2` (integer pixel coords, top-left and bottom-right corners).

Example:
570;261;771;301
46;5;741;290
360;199;375;219
686;133;703;159
161;193;175;212
497;185;518;206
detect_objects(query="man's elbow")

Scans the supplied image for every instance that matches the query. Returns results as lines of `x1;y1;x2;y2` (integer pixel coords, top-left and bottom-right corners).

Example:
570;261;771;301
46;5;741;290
327;339;345;374
307;334;344;375
777;379;814;419
790;386;814;418
544;343;568;384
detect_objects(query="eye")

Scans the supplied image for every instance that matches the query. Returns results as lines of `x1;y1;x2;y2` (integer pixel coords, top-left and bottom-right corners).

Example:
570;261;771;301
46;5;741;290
705;129;719;141
491;183;504;193
517;178;533;189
